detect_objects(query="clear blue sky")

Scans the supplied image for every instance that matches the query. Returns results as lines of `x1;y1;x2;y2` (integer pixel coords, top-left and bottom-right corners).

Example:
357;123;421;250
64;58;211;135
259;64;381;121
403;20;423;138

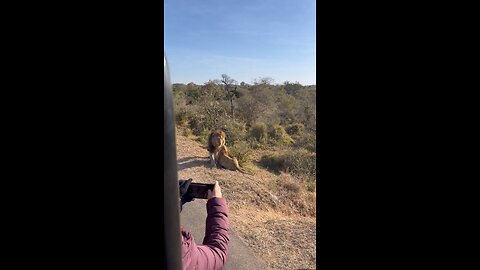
165;0;316;85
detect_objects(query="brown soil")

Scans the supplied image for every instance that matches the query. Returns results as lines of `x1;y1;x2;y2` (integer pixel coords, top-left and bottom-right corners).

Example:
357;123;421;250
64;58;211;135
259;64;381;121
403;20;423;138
176;130;317;270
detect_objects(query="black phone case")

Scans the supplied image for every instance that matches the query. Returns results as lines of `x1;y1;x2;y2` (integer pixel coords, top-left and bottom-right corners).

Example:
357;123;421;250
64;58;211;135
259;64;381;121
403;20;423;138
188;183;215;199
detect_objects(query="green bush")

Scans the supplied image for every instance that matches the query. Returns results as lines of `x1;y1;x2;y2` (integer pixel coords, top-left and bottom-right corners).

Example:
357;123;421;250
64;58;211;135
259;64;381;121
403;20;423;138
306;179;316;193
175;110;189;127
259;154;286;173
194;129;211;145
260;149;316;179
249;122;268;143
285;123;305;136
228;141;252;166
183;99;229;136
215;119;247;146
293;131;316;153
268;124;294;146
283;149;316;178
181;127;193;138
187;115;205;136
247;138;263;149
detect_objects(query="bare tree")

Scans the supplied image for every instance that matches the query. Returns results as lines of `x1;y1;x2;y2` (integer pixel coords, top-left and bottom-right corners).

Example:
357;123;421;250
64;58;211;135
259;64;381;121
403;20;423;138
220;74;238;120
253;77;274;85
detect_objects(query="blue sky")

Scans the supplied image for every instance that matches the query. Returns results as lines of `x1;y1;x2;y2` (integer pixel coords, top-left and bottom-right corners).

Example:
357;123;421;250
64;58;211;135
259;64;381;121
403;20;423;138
165;0;316;85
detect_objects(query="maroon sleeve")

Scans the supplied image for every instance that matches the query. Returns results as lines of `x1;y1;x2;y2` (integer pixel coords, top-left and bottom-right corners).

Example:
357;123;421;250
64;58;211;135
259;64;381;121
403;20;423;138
181;198;230;270
197;197;230;269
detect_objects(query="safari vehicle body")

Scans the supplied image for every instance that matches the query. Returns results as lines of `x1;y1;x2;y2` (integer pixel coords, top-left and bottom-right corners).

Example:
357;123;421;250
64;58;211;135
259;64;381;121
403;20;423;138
164;55;182;270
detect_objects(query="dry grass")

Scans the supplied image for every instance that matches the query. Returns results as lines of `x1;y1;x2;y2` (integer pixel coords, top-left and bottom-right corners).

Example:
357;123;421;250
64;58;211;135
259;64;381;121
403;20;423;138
230;208;316;270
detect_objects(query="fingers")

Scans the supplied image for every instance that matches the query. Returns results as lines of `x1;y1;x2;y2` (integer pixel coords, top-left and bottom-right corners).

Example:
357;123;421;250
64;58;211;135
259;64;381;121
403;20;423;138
211;181;222;199
208;181;221;199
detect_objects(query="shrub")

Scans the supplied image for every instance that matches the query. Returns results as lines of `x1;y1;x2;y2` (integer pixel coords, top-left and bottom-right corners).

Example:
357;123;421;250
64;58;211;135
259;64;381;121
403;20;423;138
293;131;316;153
175;110;189;127
247;138;263;149
260;154;286;173
181;127;193;138
194;129;211;145
184;99;230;136
260;149;316;179
285;123;305;136
283;149;316;179
215;118;247;146
268;124;294;146
187;115;205;136
249;122;268;143
306;179;316;193
228;141;252;166
282;180;301;193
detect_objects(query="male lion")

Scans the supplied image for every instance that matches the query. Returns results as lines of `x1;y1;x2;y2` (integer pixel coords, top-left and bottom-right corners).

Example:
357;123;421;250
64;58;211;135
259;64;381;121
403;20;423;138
215;145;253;175
207;129;226;168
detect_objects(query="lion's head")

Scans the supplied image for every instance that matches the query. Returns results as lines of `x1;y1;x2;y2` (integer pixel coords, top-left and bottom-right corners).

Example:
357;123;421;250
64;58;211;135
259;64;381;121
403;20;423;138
207;129;226;153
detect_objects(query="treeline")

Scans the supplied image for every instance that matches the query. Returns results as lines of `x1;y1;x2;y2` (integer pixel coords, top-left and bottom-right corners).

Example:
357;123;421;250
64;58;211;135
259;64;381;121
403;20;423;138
172;75;316;190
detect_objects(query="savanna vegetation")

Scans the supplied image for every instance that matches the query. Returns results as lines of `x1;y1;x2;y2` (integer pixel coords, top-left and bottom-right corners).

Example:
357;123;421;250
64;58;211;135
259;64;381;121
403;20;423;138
173;74;316;191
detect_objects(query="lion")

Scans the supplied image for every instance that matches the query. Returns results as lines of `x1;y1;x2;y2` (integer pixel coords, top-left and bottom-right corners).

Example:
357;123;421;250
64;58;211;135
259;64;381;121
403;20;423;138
215;145;253;175
207;129;226;168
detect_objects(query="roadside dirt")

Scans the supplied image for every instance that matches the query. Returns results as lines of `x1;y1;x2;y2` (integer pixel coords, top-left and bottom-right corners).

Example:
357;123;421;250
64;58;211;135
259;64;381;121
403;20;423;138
176;130;316;270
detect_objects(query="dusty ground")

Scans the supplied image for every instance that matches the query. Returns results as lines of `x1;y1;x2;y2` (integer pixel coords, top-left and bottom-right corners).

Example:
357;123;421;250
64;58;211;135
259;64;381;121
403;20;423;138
176;130;316;270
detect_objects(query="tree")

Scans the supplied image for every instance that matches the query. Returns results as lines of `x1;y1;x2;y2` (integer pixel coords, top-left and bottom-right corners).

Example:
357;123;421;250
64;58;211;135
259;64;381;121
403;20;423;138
220;74;239;120
186;82;200;104
283;81;303;95
253;77;274;85
202;80;224;101
277;94;299;125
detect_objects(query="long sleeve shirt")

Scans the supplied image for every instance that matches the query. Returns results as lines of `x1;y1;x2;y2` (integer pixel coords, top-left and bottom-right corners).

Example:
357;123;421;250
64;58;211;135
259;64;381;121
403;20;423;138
181;197;230;270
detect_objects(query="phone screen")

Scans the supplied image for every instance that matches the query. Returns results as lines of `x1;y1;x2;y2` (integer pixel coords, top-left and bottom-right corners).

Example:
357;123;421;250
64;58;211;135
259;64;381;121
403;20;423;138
188;183;215;199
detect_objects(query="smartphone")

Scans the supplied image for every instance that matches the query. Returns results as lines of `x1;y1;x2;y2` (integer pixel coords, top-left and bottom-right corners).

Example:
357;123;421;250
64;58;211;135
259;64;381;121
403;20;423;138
188;183;215;199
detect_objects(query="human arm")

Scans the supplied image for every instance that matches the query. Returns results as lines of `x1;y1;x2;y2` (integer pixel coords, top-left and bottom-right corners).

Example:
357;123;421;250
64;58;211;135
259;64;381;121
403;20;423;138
195;181;230;269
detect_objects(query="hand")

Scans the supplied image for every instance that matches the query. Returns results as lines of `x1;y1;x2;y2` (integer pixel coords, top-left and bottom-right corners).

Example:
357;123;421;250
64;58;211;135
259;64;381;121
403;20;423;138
207;181;222;199
179;179;194;210
179;178;192;198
